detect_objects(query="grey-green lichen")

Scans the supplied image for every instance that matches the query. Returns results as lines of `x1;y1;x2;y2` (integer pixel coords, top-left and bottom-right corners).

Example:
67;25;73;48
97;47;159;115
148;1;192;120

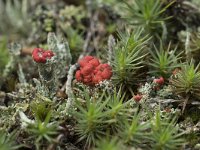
2;43;21;78
33;33;72;99
47;32;72;78
34;56;58;99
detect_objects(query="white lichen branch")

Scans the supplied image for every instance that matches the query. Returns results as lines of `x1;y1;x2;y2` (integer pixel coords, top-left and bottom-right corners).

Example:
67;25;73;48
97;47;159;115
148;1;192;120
107;35;116;65
65;64;78;110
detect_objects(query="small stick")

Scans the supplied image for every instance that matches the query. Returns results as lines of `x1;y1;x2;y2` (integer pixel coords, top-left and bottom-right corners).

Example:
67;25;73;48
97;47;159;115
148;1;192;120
107;35;115;65
65;64;78;109
65;64;78;96
182;95;190;114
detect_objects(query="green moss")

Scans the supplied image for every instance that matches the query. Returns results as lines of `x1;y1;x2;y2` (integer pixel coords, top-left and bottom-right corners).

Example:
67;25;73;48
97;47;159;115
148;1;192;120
185;107;200;124
0;38;9;73
184;131;200;148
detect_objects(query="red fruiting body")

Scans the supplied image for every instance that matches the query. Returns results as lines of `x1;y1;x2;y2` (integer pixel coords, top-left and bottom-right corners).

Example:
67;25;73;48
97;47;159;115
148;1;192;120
92;75;103;84
75;55;112;85
89;58;100;67
83;77;92;83
153;77;164;85
32;48;54;63
102;63;110;68
32;48;46;63
101;69;112;79
83;56;94;61
79;59;88;68
80;64;94;76
43;50;54;59
95;64;112;79
153;79;160;84
133;94;142;102
79;56;100;68
84;74;93;80
75;70;82;82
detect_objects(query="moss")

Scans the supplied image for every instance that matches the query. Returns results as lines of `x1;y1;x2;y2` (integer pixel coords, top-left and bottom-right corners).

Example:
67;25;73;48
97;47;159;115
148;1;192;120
0;38;9;73
185;106;200;124
184;131;200;148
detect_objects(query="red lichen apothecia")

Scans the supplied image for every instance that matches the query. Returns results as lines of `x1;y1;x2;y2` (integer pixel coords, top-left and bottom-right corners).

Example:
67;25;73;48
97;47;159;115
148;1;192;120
153;77;164;85
133;94;143;102
32;48;54;63
75;55;112;85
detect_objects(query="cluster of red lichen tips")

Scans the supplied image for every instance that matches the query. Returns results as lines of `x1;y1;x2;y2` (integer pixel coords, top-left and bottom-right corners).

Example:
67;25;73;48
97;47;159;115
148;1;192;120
32;48;54;63
153;76;165;90
153;77;164;85
75;56;112;85
133;94;143;102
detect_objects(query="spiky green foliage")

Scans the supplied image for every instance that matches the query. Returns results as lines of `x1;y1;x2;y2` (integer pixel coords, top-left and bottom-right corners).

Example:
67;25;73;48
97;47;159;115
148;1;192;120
0;38;9;74
72;89;132;148
150;110;184;150
0;130;21;150
190;29;200;51
122;0;173;39
94;137;126;150
184;130;200;148
148;42;182;78
30;98;52;122
111;29;150;87
27;111;58;149
73;93;108;147
120;113;150;148
188;31;200;62
0;0;31;37
171;61;200;98
103;91;130;134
